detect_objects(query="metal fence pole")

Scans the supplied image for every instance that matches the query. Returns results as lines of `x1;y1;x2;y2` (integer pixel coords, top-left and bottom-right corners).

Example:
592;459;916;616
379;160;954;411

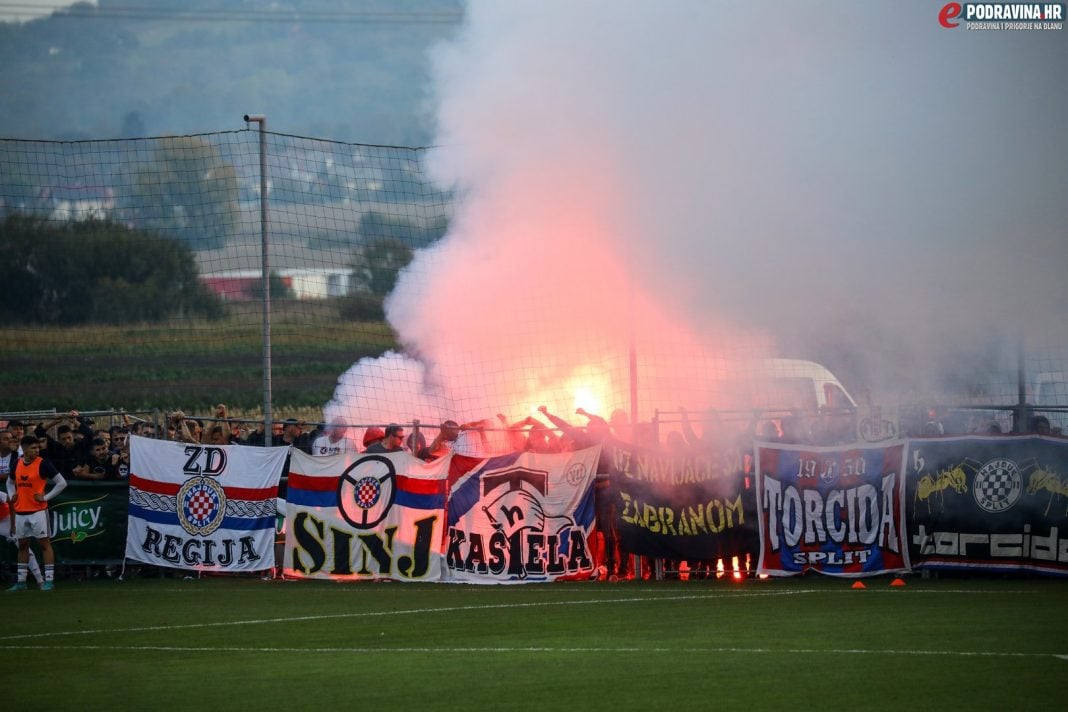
244;114;272;446
1015;336;1027;433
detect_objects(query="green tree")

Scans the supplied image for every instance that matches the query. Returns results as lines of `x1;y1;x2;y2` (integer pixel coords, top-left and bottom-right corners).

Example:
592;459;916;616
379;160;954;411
350;237;415;297
0;214;222;324
250;270;295;300
126;136;239;250
0;148;45;216
357;210;449;250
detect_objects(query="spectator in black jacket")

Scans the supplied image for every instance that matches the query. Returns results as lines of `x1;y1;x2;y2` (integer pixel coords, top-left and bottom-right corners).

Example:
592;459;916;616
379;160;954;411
35;411;92;478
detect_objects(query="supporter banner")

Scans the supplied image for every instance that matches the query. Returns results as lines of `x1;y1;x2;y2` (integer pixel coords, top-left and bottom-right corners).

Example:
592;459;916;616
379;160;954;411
906;435;1068;576
756;442;909;577
607;441;755;562
445;447;600;583
126;436;287;572
284;449;449;581
0;482;128;565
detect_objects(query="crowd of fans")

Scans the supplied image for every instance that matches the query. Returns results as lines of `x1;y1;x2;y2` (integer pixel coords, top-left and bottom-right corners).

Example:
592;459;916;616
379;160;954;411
0;402;1062;485
1;403;1063;585
1;412;136;482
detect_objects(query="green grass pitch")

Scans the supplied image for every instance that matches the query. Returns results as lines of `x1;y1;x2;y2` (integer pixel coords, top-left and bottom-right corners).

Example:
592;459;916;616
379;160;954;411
1;575;1065;710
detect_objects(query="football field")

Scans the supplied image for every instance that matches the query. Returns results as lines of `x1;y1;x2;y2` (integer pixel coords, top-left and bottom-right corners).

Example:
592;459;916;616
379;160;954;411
1;575;1065;710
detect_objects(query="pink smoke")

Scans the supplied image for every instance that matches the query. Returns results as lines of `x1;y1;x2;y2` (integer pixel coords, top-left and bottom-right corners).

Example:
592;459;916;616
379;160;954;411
325;1;1067;433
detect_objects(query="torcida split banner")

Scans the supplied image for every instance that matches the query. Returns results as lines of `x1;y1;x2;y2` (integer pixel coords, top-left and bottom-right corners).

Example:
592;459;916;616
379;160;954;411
756;442;910;577
126;437;287;572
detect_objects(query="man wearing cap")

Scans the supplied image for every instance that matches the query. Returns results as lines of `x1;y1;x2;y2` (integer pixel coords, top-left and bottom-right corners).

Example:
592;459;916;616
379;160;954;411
361;427;386;452
364;424;406;454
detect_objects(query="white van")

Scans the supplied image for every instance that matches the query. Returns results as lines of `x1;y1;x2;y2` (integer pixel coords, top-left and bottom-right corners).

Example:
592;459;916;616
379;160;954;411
700;358;859;443
719;358;857;413
656;358;859;444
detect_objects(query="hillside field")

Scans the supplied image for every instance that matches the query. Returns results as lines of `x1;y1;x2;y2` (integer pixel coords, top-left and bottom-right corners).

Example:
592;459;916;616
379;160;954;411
0;300;395;416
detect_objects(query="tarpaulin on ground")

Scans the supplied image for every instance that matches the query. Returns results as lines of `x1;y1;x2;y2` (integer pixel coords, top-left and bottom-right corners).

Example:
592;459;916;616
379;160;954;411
906;435;1068;576
126;436;287;572
283;449;449;581
756;442;909;577
606;441;755;562
444;447;600;583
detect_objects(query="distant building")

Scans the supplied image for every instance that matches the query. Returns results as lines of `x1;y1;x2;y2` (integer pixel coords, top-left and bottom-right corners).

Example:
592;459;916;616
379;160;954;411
200;268;350;301
39;185;116;221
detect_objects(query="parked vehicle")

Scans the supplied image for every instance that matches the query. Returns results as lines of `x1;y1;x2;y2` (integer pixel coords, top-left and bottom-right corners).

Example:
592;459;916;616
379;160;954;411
740;358;857;413
667;358;860;444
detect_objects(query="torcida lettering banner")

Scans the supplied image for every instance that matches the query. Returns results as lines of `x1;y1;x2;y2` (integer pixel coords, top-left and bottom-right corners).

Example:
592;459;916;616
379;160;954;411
756;442;909;577
906;435;1068;576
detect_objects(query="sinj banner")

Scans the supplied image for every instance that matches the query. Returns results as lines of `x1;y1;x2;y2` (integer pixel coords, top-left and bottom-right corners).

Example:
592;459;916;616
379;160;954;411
127;436;287;572
445;447;600;584
906;435;1068;576
284;449;449;581
756;442;910;577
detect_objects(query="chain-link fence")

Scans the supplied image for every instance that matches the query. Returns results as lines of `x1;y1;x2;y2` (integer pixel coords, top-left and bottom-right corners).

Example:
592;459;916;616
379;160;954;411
2;129;1066;439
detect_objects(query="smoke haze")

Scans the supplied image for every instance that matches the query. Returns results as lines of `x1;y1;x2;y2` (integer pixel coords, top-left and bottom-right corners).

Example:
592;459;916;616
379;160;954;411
327;1;1068;430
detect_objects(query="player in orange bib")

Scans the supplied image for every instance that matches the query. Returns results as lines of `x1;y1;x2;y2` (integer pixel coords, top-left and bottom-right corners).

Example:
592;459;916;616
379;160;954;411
5;435;67;592
0;428;44;587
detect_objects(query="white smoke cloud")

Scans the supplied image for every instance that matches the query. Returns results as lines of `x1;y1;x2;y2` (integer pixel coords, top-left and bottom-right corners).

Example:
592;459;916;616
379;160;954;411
327;1;1068;429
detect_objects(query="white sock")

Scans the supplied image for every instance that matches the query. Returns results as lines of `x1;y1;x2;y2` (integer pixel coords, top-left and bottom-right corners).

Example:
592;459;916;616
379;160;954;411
16;563;28;583
27;551;43;583
44;564;54;583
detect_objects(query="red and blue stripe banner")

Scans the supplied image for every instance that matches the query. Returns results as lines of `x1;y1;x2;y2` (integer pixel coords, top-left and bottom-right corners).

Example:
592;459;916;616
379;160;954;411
284;449;450;581
756;442;910;577
126;437;288;572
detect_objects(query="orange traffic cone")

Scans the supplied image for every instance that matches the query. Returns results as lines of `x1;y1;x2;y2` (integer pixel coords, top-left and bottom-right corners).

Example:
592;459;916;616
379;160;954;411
890;578;907;587
851;581;866;589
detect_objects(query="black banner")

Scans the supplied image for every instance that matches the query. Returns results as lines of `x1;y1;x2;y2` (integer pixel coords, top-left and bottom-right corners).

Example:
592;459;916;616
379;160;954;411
906;436;1068;576
605;441;757;561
